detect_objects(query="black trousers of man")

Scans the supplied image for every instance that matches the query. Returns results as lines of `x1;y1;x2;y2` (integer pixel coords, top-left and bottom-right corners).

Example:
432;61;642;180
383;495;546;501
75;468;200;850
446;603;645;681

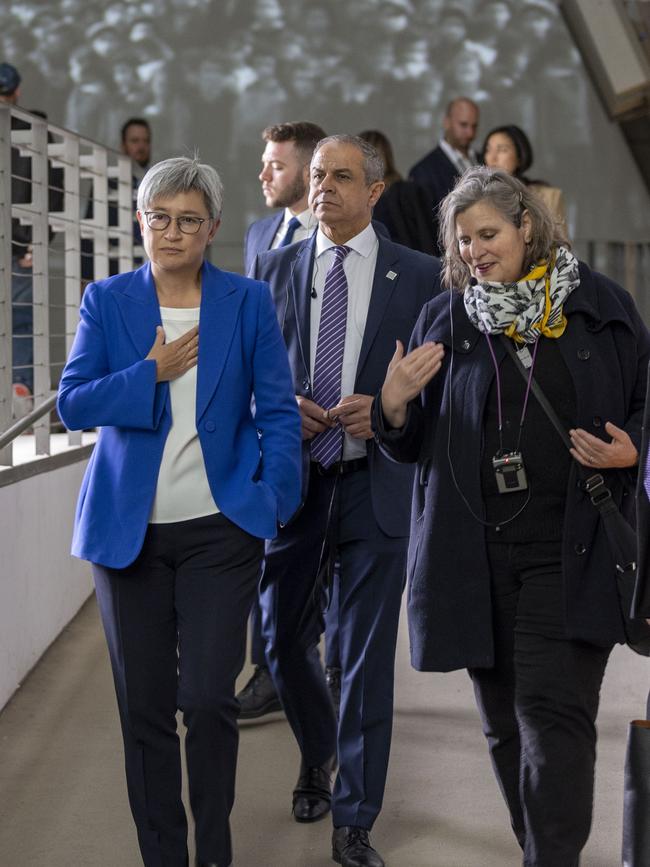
93;513;263;867
469;541;611;867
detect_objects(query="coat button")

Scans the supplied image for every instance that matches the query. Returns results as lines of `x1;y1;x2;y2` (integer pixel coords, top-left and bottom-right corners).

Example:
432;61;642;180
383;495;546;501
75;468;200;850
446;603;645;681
302;378;310;390
574;542;586;555
461;339;471;350
592;416;602;427
204;420;216;432
577;348;591;360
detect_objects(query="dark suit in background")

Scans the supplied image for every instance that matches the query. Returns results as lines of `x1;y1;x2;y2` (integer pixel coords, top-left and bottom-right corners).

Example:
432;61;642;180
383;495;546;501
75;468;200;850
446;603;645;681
252;230;440;832
243;211;283;275
408;145;459;254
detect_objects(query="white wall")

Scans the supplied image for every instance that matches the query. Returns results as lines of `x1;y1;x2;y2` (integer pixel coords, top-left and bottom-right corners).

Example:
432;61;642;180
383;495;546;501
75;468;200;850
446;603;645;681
0;459;93;710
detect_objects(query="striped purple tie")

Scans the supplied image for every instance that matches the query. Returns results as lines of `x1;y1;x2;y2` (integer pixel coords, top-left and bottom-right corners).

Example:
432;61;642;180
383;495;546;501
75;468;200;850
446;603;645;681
645;443;650;503
311;245;351;468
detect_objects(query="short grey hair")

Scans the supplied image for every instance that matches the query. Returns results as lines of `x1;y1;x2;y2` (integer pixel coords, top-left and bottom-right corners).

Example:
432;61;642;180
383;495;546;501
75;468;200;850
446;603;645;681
438;166;568;290
137;156;224;220
312;134;385;185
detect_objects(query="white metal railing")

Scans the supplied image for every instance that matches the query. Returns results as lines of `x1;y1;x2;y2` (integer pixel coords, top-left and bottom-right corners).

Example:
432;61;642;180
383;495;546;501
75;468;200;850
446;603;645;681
0;104;138;468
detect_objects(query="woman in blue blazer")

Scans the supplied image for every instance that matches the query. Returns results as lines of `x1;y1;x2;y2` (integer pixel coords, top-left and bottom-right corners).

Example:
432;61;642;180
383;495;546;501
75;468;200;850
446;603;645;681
58;157;301;867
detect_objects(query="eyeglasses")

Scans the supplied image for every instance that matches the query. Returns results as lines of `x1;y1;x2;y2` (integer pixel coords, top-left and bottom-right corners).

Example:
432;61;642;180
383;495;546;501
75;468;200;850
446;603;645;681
143;211;208;234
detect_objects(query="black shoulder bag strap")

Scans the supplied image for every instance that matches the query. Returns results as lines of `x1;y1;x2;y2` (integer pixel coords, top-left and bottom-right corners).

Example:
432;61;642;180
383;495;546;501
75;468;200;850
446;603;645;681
499;335;636;572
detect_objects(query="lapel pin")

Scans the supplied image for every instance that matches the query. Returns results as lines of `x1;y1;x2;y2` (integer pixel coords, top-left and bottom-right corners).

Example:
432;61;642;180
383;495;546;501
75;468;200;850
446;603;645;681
386;270;397;280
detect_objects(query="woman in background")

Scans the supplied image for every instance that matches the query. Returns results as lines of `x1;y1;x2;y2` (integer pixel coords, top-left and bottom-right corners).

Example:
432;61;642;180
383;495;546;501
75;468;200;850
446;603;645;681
58;157;302;867
358;128;438;255
482;123;568;236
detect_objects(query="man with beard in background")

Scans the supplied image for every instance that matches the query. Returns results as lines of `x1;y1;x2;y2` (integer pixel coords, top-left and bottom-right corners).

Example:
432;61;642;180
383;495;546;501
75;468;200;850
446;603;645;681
239;121;342;722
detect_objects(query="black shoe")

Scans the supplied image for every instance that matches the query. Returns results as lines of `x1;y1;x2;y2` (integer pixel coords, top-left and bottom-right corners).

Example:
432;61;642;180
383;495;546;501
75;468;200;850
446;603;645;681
332;826;385;867
292;756;334;822
195;860;232;866
236;665;282;719
325;666;342;717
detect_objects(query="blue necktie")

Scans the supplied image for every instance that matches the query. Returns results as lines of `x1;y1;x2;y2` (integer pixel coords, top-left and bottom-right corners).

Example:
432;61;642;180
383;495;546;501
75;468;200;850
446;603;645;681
279;216;301;247
311;245;351;468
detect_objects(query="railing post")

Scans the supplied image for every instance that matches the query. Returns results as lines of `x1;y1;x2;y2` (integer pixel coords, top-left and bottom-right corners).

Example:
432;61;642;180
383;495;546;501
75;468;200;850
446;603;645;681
29;114;51;456
0;105;13;466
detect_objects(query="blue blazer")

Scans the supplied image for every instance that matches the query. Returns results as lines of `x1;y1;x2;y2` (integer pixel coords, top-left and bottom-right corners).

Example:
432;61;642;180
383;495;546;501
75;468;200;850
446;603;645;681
243;211;283;275
58;261;302;569
251;232;441;538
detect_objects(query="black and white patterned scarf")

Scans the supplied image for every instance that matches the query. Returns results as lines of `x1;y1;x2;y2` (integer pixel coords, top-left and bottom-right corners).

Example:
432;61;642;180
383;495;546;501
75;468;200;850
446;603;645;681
463;246;580;344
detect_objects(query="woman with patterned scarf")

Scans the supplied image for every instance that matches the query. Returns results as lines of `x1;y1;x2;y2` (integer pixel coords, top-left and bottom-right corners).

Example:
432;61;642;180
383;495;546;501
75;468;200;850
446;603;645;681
372;166;650;867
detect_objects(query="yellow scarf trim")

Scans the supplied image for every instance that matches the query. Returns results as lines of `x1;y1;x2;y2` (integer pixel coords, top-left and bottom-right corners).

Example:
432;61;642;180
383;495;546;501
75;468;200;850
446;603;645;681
504;252;568;343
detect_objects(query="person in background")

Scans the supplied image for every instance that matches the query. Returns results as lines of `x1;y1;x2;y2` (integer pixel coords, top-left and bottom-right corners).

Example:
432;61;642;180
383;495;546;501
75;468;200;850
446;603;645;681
1;62;63;417
358;129;437;256
243;121;323;274
251;134;440;867
58;156;302;867
121;117;152;172
238;119;346;721
408;96;479;252
482;123;568;236
373;166;650;867
121;117;152;254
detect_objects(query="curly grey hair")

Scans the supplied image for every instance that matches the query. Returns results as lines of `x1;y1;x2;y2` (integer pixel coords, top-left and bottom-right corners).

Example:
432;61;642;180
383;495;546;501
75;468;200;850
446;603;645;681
438;166;568;290
137;156;224;220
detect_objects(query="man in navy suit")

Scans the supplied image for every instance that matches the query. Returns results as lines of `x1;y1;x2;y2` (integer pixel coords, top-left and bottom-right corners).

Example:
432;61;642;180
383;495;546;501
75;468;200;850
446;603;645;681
238;120;328;721
408;97;479;253
252;135;440;867
243;121;325;275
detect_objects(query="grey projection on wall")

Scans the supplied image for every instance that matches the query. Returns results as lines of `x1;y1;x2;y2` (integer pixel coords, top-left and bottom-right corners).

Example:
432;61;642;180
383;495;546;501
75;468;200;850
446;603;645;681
1;0;649;270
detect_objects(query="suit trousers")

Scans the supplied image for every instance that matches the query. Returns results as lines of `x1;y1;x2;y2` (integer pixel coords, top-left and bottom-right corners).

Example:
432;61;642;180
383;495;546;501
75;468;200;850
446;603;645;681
93;513;263;867
469;541;611;867
249;575;340;668
260;466;407;829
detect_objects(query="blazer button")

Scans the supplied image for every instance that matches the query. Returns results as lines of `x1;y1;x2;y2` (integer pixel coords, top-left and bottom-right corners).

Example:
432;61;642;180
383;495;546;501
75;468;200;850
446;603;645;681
204;420;216;432
574;542;586;555
302;379;310;390
592;415;602;427
577;348;591;360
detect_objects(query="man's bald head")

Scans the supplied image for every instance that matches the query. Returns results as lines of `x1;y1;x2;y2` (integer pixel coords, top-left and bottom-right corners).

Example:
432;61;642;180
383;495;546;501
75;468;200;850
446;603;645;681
443;97;479;156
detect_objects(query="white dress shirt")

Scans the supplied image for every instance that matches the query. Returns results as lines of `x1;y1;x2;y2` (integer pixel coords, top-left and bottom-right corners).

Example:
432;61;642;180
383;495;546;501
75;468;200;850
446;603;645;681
271;207;317;249
439;137;478;174
149;307;219;524
310;223;378;461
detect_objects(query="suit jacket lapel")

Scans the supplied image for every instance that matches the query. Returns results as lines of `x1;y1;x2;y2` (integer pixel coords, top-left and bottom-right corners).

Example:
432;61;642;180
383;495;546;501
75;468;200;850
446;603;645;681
196;262;242;422
113;263;162;358
262;212;284;252
356;237;400;381
289;236;316;380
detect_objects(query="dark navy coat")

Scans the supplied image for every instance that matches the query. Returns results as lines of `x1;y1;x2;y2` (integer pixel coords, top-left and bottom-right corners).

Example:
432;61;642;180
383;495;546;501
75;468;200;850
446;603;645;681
375;263;650;672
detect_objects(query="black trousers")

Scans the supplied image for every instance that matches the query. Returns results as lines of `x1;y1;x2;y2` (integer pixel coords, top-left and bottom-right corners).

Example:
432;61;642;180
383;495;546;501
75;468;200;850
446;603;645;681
469;541;611;867
93;513;263;867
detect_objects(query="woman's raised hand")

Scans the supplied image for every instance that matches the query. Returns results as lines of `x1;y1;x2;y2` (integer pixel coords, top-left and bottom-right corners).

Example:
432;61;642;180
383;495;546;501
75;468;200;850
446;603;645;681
146;325;199;382
381;340;445;429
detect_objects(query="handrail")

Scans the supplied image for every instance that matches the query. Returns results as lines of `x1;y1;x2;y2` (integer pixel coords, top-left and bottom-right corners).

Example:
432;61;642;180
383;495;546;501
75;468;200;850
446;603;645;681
0;394;57;451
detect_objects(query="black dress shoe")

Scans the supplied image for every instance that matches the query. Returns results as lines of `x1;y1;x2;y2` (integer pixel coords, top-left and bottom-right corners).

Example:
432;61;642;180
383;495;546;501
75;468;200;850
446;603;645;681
195;860;232;866
332;826;385;867
292;757;333;822
236;665;282;719
325;666;342;717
